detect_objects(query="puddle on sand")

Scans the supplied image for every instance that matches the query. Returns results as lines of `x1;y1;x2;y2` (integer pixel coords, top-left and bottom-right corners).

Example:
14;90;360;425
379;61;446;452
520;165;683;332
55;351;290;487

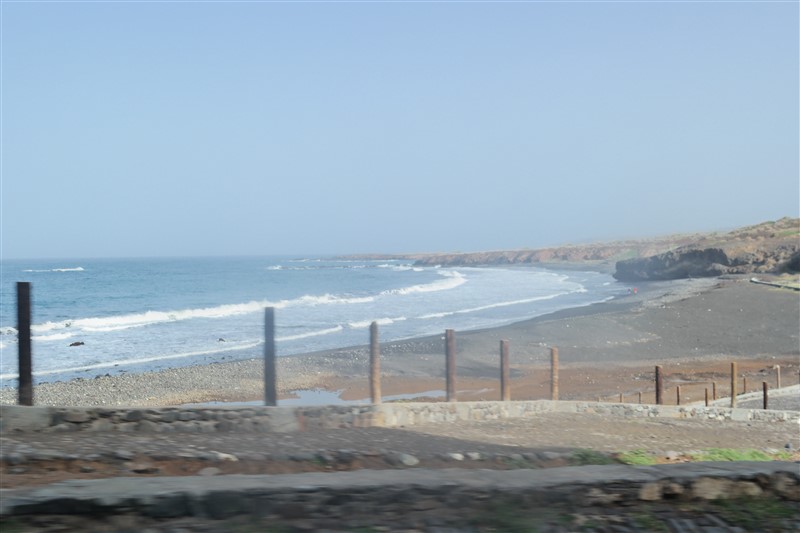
184;388;449;407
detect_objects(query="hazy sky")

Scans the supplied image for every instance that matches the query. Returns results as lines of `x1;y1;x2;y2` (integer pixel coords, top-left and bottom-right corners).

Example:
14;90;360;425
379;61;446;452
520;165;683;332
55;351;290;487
2;1;798;259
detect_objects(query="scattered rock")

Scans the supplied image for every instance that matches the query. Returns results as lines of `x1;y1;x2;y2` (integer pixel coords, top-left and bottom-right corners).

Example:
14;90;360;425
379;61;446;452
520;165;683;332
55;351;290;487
61;410;91;424
125;462;159;474
113;449;135;461
210;451;239;462
386;452;419;467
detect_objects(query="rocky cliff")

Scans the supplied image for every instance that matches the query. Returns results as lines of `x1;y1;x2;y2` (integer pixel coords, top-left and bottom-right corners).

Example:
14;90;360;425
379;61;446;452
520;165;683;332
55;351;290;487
341;218;800;281
613;218;800;281
372;236;702;269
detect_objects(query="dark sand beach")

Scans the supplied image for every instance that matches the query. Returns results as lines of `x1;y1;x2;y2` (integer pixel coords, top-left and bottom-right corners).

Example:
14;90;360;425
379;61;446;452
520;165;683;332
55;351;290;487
1;276;798;408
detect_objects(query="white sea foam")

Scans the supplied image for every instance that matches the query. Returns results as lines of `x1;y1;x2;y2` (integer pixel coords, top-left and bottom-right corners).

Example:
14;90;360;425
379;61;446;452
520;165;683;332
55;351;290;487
35;332;75;342
293;294;375;306
381;270;466;296
347;316;407;329
49;272;464;340
418;292;570;320
277;325;344;342
22;267;85;273
28;293;376;335
0;341;263;380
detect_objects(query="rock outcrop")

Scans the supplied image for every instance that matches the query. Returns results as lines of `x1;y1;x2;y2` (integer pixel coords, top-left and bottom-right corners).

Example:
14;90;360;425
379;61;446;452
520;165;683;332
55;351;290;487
613;218;800;281
341;218;800;279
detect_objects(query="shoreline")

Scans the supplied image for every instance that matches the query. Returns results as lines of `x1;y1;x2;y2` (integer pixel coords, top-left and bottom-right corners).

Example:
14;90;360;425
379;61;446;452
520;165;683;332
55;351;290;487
1;276;797;408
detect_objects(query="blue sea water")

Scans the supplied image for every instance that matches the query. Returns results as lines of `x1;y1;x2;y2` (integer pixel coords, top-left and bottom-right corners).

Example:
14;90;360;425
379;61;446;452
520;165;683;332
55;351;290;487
0;256;624;386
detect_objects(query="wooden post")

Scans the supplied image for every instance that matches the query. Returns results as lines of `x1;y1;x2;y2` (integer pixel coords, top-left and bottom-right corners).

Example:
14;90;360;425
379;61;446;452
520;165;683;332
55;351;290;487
730;362;737;408
445;329;456;402
17;282;33;406
370;321;381;404
619;393;623;403
762;381;768;410
712;381;717;400
655;365;663;405
776;365;781;389
263;307;277;406
550;346;559;401
499;340;510;401
676;385;681;406
743;376;747;394
705;388;709;406
638;391;642;404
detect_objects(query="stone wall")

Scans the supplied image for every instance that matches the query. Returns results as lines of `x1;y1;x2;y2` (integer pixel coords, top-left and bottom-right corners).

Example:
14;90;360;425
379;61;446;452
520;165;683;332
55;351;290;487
1;463;798;531
1;399;798;433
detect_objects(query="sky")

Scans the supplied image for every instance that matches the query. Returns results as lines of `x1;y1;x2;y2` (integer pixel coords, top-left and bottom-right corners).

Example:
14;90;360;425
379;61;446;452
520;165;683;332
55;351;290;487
1;1;798;259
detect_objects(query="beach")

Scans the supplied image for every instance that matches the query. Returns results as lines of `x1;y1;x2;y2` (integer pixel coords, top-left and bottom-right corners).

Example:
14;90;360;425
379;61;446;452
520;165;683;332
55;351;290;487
1;276;797;408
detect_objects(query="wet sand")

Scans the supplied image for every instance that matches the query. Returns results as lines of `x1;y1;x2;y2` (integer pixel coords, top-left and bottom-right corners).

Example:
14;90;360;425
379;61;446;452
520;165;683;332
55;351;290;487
1;276;798;408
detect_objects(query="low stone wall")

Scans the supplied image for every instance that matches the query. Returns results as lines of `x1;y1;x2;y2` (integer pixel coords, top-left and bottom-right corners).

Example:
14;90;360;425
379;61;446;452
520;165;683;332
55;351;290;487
2;463;798;530
1;399;798;433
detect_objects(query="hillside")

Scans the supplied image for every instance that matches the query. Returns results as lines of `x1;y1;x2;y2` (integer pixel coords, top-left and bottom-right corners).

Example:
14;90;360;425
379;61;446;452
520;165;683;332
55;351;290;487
343;218;800;280
613;217;800;281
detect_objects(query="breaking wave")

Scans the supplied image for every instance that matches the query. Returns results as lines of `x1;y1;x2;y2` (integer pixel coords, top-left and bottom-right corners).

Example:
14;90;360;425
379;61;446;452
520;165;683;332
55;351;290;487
22;267;85;273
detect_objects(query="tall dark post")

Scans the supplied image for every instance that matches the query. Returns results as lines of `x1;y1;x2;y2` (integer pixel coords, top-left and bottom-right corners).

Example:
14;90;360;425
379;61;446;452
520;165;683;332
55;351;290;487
264;307;277;406
655;365;663;405
445;329;456;402
730;362;737;408
676;385;681;406
500;340;510;401
370;321;381;404
776;365;781;389
17;282;33;406
550;347;559;401
762;381;769;410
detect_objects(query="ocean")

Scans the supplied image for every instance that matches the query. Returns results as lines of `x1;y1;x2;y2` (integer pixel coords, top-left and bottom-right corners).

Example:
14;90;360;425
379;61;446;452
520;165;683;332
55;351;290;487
0;256;624;386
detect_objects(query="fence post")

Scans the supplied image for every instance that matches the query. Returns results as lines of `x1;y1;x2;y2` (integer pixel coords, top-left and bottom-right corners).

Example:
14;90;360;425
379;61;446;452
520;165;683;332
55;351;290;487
638;391;642;404
676;385;681;406
370;321;381;404
446;329;456;402
762;381;768;410
499;340;510;401
655;365;663;405
550;347;559;401
17;282;33;406
730;362;737;408
712;381;717;400
705;388;709;406
743;376;747;394
776;365;781;389
264;307;277;406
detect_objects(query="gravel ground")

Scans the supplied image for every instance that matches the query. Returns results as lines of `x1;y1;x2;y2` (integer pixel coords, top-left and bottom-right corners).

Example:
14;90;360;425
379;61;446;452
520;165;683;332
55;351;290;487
3;411;798;490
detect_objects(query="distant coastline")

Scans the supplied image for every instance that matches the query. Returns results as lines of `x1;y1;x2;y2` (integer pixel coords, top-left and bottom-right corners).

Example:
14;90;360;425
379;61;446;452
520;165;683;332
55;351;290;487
339;217;799;281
